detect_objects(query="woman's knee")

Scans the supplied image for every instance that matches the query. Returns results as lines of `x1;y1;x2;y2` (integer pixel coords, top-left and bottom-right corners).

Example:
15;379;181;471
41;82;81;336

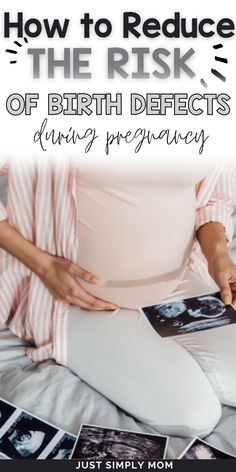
147;388;222;438
177;394;222;438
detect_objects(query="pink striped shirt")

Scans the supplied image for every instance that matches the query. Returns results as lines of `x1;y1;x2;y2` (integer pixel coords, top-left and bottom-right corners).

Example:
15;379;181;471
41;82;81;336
0;158;235;366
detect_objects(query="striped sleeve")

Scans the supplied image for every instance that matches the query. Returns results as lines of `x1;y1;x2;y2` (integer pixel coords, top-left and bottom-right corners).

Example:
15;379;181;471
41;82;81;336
0;202;6;221
195;162;235;247
0;159;9;221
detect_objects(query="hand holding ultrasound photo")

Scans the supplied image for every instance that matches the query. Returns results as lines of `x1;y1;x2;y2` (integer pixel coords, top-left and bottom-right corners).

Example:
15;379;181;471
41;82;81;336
140;292;236;337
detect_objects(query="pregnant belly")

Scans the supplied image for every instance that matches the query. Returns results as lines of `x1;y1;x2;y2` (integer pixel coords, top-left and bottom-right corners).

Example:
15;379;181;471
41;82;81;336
76;186;196;309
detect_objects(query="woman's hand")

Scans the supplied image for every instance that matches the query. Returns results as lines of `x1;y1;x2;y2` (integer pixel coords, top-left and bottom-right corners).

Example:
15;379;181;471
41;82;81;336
0;220;117;311
208;253;236;307
37;254;118;311
196;222;236;307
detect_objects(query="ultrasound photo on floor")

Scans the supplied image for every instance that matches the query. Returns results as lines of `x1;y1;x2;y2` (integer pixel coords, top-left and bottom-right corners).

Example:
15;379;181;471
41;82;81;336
179;438;236;459
0;453;9;459
140;292;236;337
0;411;58;459
46;433;76;459
0;400;16;429
71;425;168;460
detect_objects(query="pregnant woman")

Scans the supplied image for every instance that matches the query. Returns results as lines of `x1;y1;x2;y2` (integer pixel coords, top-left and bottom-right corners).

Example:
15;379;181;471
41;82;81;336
0;155;236;437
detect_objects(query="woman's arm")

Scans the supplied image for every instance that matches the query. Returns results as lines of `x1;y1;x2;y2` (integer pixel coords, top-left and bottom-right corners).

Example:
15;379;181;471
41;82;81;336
196;221;236;306
0;219;49;274
0;219;117;310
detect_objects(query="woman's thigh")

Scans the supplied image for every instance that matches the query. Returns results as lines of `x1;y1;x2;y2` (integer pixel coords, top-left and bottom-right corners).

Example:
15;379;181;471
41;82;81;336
67;286;221;437
167;268;236;407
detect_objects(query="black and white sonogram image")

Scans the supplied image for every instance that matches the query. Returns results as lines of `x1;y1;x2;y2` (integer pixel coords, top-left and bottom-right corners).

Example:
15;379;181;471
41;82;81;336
0;400;16;429
0;411;58;459
179;438;236;459
141;292;236;337
71;425;168;460
46;433;76;459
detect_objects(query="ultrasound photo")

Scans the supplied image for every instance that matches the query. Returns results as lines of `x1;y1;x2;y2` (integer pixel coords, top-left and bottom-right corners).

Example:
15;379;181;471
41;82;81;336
179;438;236;459
140;292;236;337
0;411;58;459
0;453;9;459
0;400;16;429
46;433;76;459
71;425;168;460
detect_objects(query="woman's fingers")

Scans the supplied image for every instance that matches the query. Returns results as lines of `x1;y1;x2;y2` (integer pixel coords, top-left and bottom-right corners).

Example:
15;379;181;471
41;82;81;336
229;283;236;307
219;277;232;305
41;257;118;310
218;277;232;305
66;280;117;310
68;298;106;311
215;273;236;306
68;263;100;284
211;263;233;305
69;296;117;310
209;254;236;306
67;262;117;309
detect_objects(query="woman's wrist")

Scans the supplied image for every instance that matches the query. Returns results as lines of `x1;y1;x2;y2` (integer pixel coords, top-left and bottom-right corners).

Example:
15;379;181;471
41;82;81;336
0;219;53;276
28;249;53;277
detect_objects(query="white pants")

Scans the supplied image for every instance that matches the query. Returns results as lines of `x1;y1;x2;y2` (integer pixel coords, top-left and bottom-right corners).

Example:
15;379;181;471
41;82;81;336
67;268;236;438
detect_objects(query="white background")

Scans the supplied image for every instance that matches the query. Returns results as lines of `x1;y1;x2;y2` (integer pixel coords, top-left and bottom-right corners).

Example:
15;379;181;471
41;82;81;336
0;0;235;165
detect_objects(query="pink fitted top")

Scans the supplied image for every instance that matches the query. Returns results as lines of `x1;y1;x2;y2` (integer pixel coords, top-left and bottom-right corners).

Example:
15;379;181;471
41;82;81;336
75;156;215;309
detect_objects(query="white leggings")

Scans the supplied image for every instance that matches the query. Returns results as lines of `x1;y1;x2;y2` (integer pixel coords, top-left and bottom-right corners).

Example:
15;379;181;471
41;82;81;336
67;268;236;438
